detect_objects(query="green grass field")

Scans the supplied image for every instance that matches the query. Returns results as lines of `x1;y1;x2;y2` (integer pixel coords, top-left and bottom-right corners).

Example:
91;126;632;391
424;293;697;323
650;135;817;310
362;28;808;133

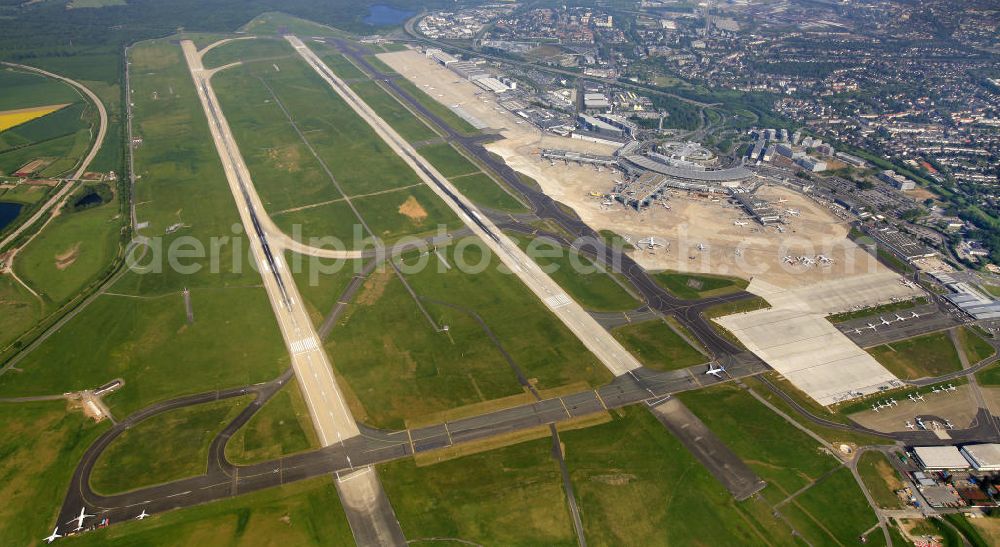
561;405;799;545
380;437;576;546
417;143;480;178
956;326;995;364
14;199;120;305
857;450;905;508
326;242;609;429
0;274;42;348
450;172;528;213
510;234;639;312
287;253;364;327
201;37;294;69
352;184;462;243
611;319;707;371
783;467;878;546
226;380;319;464
868;331;963;380
0;401;108;546
349;80;438;142
394;78;479;135
71;477;355;545
321;53;369;80
651;270;748;299
679;384;840;504
91;396;250;494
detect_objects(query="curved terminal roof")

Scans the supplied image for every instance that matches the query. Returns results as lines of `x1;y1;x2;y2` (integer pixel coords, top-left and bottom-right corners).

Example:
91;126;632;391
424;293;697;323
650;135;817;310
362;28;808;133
622;155;753;182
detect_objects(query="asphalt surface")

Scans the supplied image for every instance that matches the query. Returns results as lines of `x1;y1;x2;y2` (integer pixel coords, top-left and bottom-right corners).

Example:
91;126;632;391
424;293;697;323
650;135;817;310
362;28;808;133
182;40;360;445
56;359;767;531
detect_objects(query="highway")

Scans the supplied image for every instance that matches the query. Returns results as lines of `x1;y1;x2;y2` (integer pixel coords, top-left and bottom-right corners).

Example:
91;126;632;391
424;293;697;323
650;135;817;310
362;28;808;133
287;35;643;378
0;62;109;252
181;40;360;445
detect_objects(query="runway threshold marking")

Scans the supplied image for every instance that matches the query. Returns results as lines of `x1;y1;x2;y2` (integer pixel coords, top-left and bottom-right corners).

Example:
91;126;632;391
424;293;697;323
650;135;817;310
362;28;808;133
557;397;572;418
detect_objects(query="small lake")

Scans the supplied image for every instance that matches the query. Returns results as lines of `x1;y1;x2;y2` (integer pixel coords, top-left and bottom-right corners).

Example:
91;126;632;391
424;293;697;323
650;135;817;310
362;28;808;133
364;4;414;27
0;201;23;231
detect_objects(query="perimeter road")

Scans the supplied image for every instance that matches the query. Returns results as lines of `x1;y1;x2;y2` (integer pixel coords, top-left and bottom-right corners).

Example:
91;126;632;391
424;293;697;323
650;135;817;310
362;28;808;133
287;35;643;378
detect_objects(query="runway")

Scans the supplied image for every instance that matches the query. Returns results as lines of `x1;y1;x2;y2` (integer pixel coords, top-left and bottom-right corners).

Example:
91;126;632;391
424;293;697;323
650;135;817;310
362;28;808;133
182;40;359;446
287;35;644;378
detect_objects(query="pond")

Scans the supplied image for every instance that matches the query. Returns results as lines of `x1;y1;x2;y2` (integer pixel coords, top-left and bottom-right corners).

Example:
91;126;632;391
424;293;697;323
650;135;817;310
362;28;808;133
0;201;23;231
364;4;414;27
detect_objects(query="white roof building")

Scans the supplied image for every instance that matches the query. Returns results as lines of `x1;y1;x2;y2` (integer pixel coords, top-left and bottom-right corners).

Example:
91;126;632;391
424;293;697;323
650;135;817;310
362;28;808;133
913;446;971;470
961;444;1000;471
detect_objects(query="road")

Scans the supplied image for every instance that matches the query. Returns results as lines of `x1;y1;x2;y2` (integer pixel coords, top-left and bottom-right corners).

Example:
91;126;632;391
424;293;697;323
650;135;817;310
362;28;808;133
181;40;360;445
287;35;643;378
0;62;109;252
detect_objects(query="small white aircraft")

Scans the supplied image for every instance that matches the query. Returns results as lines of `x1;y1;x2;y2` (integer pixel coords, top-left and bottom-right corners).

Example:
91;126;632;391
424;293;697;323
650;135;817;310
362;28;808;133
801;257;816;266
67;507;94;532
785;208;800;216
866;323;878;331
932;386;942;394
872;404;880;413
888;398;898;407
910;311;920;319
946;384;957;392
880;317;892;326
782;255;796;265
894;313;907;322
944;419;954;429
705;363;726;379
905;421;915;430
853;328;863;335
734;220;748;226
817;255;833;264
916;417;927;430
43;527;62;544
697;243;708;251
136;509;150;520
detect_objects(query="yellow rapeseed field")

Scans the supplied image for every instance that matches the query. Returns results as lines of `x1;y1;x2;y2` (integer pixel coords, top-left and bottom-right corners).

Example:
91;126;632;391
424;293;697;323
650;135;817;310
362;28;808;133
0;103;69;132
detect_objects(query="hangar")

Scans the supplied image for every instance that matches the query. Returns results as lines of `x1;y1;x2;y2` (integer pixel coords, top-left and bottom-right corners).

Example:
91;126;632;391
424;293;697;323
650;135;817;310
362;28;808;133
912;446;971;470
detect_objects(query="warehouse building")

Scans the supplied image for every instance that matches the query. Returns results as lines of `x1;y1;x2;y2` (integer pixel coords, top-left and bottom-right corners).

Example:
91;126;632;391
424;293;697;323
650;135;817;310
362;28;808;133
912;446;972;470
961;444;1000;471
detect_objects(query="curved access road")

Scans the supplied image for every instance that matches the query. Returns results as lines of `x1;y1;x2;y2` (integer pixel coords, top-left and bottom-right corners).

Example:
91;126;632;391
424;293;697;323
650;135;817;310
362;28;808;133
0;62;109;252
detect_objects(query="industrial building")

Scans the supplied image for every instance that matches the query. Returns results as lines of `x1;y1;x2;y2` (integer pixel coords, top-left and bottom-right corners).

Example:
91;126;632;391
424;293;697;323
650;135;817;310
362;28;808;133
961;444;1000;471
576;114;625;139
796;156;828;172
912;446;971;470
878;169;916;191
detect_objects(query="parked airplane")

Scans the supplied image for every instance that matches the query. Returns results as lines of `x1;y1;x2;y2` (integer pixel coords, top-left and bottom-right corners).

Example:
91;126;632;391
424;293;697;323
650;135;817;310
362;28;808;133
67;507;94;532
872;404;880;413
697;243;708;251
785;208;800;216
817;255;833;264
734;220;748;226
705;363;726;379
801;257;816;266
946;384;957;392
905;421;915;430
866;323;878;331
136;509;150;521
782;255;796;264
916;417;927;430
853;328;863;335
910;311;920;319
43;527;61;544
944;419;954;429
880;317;892;326
932;386;942;394
894;313;907;322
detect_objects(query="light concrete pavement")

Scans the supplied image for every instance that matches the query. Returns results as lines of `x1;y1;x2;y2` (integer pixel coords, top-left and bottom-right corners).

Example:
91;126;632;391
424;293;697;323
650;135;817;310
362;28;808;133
287;35;643;377
0;62;109;252
181;40;359;444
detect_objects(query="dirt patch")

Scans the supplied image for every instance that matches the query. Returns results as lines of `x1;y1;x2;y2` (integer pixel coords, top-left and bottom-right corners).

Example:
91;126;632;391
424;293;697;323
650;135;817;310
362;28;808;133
355;269;391;306
398;195;428;224
266;145;302;173
591;473;636;485
54;242;81;270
